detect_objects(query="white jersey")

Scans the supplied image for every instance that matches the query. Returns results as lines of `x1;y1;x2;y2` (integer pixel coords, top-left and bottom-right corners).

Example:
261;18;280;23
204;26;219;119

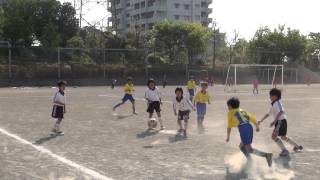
268;100;287;120
173;97;194;111
145;87;161;102
53;91;66;106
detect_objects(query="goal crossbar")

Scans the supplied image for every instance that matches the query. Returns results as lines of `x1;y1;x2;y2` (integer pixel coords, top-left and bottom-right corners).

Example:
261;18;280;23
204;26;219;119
225;64;284;92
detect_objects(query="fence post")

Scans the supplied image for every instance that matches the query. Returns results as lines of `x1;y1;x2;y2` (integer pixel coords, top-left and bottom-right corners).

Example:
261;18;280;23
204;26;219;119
57;48;61;80
8;47;12;80
103;49;106;79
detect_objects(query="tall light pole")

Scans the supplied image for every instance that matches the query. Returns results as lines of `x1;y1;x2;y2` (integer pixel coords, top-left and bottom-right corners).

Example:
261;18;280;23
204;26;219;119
212;20;217;69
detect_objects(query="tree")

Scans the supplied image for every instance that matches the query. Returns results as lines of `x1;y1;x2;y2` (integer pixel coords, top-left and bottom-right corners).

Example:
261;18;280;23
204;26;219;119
57;2;79;47
249;25;307;64
2;0;35;47
152;20;212;64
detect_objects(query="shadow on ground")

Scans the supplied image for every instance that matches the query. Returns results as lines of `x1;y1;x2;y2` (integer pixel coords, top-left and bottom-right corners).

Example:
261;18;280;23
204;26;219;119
33;134;62;145
136;130;159;139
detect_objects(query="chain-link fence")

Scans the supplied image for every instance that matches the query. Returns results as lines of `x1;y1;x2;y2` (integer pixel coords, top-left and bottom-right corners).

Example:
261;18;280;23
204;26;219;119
0;47;226;86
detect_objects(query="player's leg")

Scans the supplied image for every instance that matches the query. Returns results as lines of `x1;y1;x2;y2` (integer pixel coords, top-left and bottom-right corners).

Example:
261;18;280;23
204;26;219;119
177;116;183;133
114;95;128;111
183;112;189;137
157;112;164;130
129;96;137;114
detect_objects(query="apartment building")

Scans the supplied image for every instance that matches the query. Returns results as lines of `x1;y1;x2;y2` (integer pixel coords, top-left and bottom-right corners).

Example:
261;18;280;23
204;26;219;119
108;0;213;35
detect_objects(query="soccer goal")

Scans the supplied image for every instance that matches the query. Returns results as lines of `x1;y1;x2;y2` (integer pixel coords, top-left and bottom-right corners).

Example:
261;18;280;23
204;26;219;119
224;64;284;92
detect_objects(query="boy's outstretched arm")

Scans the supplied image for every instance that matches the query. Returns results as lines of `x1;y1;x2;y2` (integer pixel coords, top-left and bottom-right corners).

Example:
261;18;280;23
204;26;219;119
226;128;231;142
258;113;269;125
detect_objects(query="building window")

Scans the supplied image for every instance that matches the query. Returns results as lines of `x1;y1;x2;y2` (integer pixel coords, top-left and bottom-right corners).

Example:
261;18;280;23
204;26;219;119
201;2;207;7
174;15;179;20
126;3;130;7
184;4;190;10
134;3;140;9
126;13;130;18
148;0;155;7
184;16;191;21
174;3;180;8
195;15;200;21
141;1;145;8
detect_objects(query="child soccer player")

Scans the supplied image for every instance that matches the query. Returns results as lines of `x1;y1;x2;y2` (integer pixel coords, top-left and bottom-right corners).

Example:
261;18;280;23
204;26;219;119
173;87;195;137
162;73;167;88
187;76;197;101
252;79;259;95
226;97;273;167
145;78;165;130
259;88;303;156
194;82;210;131
113;77;137;114
111;78;117;89
51;81;67;134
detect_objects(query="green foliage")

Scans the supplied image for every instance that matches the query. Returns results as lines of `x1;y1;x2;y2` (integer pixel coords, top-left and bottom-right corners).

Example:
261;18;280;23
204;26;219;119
0;0;78;47
249;25;307;64
66;36;92;64
152;20;212;64
2;0;35;46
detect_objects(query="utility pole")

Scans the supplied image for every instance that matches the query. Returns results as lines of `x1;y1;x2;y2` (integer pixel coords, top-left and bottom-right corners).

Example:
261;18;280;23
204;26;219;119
79;0;83;27
212;20;217;69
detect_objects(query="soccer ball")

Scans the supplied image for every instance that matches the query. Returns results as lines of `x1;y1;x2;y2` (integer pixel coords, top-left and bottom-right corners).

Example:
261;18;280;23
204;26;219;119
148;118;158;129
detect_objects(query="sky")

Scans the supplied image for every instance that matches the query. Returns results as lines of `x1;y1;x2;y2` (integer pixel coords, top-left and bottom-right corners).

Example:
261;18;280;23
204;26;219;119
61;0;320;40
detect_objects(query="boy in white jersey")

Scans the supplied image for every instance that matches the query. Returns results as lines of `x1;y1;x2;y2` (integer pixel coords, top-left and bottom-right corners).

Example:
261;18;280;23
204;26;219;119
259;88;303;156
51;81;67;134
173;87;195;137
145;79;165;130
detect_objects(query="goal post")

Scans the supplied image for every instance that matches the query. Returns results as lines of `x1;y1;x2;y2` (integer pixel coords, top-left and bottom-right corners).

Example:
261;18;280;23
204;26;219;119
224;64;284;92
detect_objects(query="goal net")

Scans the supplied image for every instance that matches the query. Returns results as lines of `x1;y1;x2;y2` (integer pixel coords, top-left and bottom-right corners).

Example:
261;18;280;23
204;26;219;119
224;64;284;92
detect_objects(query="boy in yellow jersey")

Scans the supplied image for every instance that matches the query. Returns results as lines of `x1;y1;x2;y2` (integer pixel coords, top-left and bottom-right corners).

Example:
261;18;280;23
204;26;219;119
113;77;137;114
194;82;210;131
226;97;272;167
187;76;197;101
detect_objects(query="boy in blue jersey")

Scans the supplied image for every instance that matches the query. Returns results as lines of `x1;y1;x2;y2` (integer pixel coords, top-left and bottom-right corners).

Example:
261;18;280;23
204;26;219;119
226;97;272;167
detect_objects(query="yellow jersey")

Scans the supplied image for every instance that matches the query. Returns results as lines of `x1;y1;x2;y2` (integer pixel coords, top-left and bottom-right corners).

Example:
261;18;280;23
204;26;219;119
187;80;196;89
124;83;134;95
194;91;210;104
227;108;256;128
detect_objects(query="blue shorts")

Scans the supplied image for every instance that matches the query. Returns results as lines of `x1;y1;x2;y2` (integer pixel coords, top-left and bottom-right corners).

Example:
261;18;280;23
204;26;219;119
196;103;206;117
188;89;195;96
122;94;135;102
238;123;253;145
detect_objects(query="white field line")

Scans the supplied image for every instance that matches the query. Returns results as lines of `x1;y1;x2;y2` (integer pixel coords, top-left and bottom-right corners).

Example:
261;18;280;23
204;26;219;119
0;127;113;180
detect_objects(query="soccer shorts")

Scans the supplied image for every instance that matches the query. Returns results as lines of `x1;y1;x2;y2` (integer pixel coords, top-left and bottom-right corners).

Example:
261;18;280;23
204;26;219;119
274;119;287;136
188;89;195;96
238;123;253;145
178;110;190;122
196;103;206;118
122;94;135;102
52;105;64;119
147;101;161;113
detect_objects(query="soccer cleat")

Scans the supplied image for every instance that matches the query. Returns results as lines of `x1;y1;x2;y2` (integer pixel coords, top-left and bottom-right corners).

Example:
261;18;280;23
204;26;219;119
279;149;289;156
183;130;187;138
266;153;273;167
293;145;303;152
177;129;183;133
133;112;138;115
160;126;165;130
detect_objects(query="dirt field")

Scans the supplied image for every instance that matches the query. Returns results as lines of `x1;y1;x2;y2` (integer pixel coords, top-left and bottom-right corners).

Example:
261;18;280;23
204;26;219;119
0;84;319;180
